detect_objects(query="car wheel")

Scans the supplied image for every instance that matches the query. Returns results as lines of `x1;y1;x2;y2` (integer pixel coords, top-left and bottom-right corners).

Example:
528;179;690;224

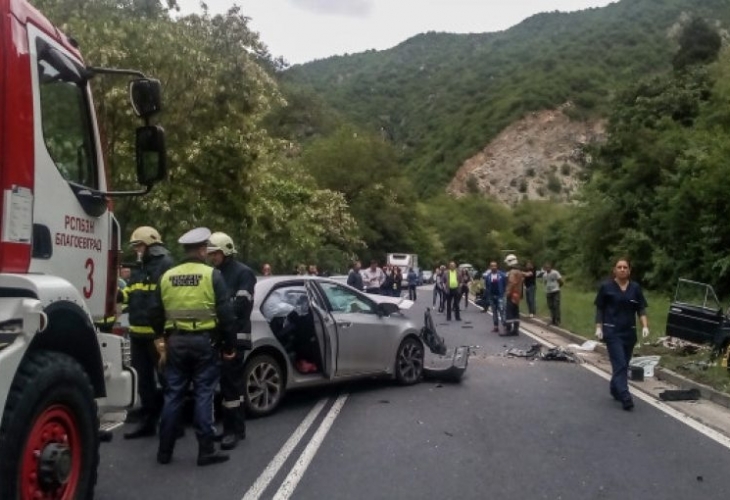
395;337;424;385
0;351;99;500
243;354;285;418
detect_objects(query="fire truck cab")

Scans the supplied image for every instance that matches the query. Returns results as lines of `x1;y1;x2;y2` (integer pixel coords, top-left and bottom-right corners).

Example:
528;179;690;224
0;0;166;498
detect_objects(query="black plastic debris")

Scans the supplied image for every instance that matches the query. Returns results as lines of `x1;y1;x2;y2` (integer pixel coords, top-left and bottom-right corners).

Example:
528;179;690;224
659;388;701;401
505;344;542;359
539;346;580;363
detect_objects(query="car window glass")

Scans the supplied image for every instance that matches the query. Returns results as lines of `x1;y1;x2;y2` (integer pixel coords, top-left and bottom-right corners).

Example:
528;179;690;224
674;280;720;310
35;39;98;188
261;285;308;321
319;282;375;314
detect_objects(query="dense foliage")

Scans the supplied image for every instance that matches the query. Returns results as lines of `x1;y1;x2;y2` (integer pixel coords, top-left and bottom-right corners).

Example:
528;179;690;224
282;0;730;196
31;0;730;290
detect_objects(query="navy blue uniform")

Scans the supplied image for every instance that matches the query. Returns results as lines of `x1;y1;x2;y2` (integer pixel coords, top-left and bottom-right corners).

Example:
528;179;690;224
594;280;647;404
217;257;257;445
149;257;237;461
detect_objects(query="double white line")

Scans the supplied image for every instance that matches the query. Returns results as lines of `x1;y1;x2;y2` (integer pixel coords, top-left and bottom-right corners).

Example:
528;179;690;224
242;394;349;500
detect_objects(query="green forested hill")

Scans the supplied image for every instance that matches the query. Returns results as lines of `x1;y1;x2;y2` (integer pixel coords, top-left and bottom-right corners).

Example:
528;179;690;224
281;0;730;194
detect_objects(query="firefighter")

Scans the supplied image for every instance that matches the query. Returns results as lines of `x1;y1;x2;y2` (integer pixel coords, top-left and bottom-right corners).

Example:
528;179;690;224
150;227;237;466
121;226;174;439
207;231;257;450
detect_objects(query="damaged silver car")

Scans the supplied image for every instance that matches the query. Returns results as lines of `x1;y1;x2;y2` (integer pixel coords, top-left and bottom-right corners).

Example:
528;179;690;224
242;276;467;417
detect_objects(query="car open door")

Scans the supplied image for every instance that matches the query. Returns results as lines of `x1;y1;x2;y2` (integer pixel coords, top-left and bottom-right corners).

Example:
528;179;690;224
666;279;723;345
305;281;337;379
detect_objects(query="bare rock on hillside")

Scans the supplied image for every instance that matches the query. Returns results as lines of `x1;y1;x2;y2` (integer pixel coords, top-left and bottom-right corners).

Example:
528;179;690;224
447;105;606;205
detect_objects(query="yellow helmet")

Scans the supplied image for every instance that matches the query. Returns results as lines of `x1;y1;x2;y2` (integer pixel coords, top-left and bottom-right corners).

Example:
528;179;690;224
129;226;162;246
207;231;237;256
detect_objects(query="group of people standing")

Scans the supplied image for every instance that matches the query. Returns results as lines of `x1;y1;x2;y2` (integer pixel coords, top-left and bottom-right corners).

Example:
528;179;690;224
431;262;473;321
480;256;564;336
348;259;420;299
119;225;256;466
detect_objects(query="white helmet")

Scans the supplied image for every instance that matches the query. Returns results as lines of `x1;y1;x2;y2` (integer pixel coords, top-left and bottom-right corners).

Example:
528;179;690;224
207;231;237;256
129;226;162;246
504;254;518;267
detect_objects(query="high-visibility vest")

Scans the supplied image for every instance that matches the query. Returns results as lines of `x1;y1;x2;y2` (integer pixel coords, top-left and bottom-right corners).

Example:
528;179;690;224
448;270;458;289
160;262;217;332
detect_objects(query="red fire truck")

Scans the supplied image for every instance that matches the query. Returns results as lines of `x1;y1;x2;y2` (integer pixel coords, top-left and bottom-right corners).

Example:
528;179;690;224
0;0;166;497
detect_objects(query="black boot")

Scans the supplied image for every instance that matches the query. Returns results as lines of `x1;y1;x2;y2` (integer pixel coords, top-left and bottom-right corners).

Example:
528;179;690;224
197;438;229;466
220;406;246;450
157;441;174;465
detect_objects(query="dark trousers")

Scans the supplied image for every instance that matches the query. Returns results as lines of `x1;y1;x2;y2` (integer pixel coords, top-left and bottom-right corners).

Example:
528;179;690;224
220;350;246;436
408;285;417;301
605;334;636;401
446;288;461;320
130;336;162;425
461;286;470;308
159;334;220;454
525;285;536;315
547;291;561;325
433;286;442;308
505;300;520;334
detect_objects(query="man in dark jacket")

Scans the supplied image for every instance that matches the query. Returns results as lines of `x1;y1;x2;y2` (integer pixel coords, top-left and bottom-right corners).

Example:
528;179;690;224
207;231;257;450
347;260;364;291
120;226;174;439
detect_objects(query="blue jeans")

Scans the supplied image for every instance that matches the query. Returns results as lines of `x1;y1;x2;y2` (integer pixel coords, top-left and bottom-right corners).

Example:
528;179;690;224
605;334;636;401
488;295;504;326
159;333;220;453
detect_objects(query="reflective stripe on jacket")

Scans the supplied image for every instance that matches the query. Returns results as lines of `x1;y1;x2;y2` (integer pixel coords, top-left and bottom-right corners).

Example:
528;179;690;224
160;262;216;331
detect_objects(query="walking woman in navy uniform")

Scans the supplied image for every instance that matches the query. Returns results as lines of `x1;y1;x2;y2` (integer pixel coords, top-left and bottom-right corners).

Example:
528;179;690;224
594;258;650;411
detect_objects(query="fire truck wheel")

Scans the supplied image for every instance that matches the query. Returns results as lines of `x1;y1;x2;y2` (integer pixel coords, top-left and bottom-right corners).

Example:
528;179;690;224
0;351;99;500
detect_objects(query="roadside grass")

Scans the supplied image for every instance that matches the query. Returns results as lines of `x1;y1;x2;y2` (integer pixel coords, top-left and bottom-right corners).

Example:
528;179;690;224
459;279;729;393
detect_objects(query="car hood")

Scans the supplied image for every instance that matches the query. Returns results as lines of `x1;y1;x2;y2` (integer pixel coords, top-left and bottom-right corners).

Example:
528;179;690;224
369;294;415;310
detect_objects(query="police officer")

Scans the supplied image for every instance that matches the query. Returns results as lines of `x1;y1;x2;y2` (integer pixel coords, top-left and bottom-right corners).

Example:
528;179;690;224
121;226;174;439
149;228;237;466
207;232;257;450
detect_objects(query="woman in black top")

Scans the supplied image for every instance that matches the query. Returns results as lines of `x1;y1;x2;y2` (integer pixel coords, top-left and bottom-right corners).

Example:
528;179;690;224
594;258;650;411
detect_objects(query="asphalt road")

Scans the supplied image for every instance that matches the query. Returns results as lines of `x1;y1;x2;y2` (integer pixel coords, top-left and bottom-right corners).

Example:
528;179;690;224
96;288;730;499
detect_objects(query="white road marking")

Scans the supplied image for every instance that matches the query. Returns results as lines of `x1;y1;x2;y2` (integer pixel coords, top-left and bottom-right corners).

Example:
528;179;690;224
518;325;730;450
272;394;349;500
242;398;328;500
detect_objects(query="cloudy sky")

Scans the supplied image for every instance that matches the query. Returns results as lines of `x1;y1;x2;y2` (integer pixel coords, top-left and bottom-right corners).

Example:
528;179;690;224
176;0;617;65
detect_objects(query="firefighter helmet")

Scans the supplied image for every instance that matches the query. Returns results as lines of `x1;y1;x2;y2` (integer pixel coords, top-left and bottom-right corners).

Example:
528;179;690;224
504;254;518;267
129;226;162;246
207;231;237;256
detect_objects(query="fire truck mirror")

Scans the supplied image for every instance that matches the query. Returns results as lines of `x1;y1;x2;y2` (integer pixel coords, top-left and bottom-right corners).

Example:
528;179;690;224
129;78;162;119
136;125;166;186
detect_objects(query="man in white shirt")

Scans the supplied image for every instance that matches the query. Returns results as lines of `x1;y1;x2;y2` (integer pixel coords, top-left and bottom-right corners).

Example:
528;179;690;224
361;260;385;294
537;262;564;326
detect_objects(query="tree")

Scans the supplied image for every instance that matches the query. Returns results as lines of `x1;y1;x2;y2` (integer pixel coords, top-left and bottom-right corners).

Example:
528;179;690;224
673;16;723;71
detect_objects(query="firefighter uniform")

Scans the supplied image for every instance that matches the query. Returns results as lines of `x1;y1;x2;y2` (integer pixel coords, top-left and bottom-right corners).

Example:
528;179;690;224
207;232;257;450
149;227;237;466
121;226;174;439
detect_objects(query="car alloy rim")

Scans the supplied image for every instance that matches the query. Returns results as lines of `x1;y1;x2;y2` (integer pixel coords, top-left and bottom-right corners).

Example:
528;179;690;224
398;341;423;382
247;360;282;411
21;405;82;500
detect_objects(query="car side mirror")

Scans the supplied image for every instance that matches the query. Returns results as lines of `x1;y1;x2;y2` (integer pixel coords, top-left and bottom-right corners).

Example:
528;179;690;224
129;78;162;119
136;125;166;186
378;302;400;317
